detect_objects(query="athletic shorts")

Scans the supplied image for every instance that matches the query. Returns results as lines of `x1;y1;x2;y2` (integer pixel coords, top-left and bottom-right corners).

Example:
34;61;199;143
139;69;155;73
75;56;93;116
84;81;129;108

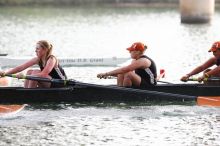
50;82;66;88
132;78;156;89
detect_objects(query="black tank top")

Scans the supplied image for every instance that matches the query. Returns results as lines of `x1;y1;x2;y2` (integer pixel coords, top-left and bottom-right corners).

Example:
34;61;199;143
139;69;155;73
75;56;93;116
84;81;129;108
39;56;67;80
135;55;157;85
216;58;220;66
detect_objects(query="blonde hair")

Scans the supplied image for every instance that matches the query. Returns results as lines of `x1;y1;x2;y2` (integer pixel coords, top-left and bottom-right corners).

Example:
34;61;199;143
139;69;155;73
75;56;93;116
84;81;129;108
37;40;53;59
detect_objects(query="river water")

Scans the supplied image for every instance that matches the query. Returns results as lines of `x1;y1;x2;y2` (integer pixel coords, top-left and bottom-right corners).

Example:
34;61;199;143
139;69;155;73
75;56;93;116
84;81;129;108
1;5;220;146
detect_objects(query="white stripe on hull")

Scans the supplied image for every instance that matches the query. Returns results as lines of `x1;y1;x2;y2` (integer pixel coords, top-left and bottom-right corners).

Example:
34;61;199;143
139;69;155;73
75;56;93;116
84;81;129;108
0;56;129;67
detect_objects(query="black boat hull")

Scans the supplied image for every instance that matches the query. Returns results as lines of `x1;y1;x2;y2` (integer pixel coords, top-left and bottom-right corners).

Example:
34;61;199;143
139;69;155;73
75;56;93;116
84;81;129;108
145;83;220;96
0;83;219;104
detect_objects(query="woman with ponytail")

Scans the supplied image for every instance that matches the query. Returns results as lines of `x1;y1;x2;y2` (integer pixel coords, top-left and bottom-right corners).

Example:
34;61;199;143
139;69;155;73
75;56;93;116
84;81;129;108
0;40;67;88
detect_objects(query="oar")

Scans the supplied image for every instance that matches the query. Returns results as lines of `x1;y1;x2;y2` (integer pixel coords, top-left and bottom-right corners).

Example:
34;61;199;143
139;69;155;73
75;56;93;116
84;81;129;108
4;74;196;100
4;74;70;85
188;77;220;82
197;96;220;107
0;104;26;115
4;74;220;106
101;69;173;84
187;77;220;107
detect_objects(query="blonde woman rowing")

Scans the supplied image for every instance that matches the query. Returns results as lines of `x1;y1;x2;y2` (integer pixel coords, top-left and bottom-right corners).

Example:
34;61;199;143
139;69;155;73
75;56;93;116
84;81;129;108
0;40;67;88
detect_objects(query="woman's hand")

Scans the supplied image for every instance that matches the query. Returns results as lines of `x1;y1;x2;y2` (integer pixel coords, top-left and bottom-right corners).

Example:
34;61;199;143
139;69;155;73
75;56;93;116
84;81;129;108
16;73;25;79
0;71;5;77
180;74;190;82
97;73;108;79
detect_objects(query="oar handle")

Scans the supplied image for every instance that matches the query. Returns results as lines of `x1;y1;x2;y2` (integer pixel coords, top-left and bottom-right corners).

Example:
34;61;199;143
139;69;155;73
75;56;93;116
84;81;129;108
99;70;173;84
4;74;70;85
5;74;49;82
188;78;200;82
188;77;220;82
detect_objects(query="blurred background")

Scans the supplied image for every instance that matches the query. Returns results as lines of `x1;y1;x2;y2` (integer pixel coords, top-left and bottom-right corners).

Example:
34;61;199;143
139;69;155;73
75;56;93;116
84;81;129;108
1;0;220;83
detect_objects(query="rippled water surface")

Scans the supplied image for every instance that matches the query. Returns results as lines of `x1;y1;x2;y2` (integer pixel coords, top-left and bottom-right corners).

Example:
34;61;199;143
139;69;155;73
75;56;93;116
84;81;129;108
1;5;220;146
1;105;220;145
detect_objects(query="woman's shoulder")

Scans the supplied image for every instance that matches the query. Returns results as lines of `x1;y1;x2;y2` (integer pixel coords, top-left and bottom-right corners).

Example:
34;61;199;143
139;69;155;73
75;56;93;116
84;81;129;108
204;57;218;65
47;55;57;61
131;57;151;68
48;55;56;59
209;56;218;61
46;55;58;66
138;56;151;62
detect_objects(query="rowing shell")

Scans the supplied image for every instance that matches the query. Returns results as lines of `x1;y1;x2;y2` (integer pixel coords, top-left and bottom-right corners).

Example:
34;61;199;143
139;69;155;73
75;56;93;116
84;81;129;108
0;104;26;116
1;74;220;107
0;56;129;67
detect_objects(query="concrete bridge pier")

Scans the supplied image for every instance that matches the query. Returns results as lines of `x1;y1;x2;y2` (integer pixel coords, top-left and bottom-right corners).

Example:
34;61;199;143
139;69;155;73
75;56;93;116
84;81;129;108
180;0;215;23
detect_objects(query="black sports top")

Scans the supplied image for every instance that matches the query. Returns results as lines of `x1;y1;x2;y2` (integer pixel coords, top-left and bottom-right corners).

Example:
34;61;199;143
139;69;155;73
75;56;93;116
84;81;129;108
216;58;220;66
135;55;157;85
39;56;67;80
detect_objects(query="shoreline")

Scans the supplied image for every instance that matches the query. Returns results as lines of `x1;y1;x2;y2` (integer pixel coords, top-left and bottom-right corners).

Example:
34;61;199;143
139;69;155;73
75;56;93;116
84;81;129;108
0;1;219;7
0;1;220;9
0;0;220;8
1;4;220;9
